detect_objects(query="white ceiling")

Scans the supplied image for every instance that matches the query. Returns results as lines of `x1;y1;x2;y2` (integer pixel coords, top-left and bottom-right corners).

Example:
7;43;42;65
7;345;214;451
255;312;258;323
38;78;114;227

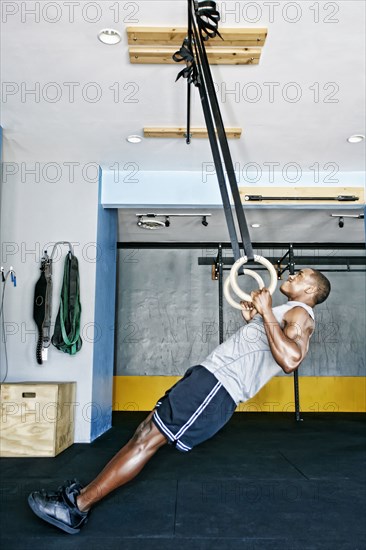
1;1;365;246
1;0;365;172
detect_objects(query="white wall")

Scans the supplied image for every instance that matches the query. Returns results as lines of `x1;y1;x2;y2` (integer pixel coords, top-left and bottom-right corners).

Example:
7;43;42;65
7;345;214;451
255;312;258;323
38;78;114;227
0;163;99;442
102;170;365;208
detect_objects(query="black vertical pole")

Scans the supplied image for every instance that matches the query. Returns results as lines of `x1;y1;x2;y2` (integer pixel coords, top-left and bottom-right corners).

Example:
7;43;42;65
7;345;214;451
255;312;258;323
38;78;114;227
186;0;192;144
289;244;302;422
186;82;191;144
218;244;224;344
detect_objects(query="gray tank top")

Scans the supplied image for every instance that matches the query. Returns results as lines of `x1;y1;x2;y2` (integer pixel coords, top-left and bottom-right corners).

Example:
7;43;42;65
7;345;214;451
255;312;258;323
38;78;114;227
201;301;315;404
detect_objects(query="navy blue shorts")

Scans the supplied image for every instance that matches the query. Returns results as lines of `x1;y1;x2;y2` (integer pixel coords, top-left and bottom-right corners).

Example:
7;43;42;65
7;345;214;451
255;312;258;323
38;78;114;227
152;365;236;452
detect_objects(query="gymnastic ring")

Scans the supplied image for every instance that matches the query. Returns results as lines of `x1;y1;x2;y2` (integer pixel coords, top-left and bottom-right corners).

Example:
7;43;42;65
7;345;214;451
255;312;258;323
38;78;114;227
229;255;277;303
223;268;265;310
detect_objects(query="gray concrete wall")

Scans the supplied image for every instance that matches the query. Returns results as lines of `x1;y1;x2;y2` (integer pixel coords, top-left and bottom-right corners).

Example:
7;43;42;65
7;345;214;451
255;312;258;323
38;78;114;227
115;248;365;377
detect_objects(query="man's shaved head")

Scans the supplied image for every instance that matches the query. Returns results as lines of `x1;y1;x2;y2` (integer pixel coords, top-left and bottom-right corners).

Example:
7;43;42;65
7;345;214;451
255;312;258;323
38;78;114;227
309;269;331;305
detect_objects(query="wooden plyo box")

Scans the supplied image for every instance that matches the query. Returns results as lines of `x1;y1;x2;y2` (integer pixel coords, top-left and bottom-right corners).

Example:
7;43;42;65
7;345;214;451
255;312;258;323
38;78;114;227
0;382;76;457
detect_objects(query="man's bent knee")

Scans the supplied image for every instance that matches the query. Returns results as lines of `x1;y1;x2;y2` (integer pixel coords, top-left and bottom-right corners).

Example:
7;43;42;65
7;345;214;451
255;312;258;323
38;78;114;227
132;415;167;452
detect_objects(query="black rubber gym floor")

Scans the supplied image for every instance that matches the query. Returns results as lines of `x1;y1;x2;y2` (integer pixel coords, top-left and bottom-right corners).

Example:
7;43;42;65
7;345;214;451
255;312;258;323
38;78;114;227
1;412;365;550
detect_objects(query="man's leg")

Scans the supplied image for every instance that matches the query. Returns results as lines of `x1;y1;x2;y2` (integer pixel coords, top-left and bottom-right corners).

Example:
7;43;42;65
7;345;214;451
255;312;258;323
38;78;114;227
28;411;167;533
77;411;167;511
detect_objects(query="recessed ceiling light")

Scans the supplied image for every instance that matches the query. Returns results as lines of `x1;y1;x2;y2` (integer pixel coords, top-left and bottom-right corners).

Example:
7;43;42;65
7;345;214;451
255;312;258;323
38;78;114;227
98;29;121;45
127;135;143;144
347;134;365;143
251;223;261;228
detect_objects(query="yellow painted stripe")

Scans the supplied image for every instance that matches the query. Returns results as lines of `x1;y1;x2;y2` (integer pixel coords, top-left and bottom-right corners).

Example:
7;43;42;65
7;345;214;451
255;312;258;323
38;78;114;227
113;376;366;413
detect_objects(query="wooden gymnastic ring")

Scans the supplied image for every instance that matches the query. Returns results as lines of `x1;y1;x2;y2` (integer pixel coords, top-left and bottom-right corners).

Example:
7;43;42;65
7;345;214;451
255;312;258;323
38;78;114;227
223;268;265;310
228;255;277;304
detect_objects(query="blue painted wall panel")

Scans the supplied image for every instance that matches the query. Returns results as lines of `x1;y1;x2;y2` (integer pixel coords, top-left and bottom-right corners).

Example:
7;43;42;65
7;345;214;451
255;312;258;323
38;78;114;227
91;167;118;441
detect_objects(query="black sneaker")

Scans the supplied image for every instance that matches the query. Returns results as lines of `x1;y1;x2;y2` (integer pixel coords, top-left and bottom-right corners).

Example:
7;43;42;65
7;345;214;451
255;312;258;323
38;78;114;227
28;479;89;534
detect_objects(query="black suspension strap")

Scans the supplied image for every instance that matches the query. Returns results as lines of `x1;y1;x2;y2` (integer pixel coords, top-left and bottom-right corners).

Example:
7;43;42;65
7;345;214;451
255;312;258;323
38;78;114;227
33;255;48;365
174;0;254;261
172;38;199;85
192;13;254;260
194;0;223;41
33;251;52;365
191;35;241;260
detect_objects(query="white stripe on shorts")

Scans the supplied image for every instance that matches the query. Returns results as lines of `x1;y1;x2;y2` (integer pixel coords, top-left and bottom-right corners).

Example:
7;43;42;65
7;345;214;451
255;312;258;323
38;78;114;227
153;411;175;442
176;440;191;452
175;381;222;440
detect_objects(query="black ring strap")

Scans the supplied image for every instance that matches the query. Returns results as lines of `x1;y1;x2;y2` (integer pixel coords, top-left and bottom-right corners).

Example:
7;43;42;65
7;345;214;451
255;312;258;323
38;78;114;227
194;0;223;41
172;38;200;86
192;10;254;260
173;0;254;261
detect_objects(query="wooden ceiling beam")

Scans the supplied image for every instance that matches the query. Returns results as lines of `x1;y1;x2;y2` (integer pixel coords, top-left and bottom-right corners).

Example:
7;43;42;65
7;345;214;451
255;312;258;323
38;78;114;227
130;46;261;65
144;127;242;139
127;27;268;47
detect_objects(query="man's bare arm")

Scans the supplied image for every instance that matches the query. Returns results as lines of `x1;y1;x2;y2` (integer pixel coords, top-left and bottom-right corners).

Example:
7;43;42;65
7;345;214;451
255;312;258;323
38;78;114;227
262;307;313;373
251;290;314;373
